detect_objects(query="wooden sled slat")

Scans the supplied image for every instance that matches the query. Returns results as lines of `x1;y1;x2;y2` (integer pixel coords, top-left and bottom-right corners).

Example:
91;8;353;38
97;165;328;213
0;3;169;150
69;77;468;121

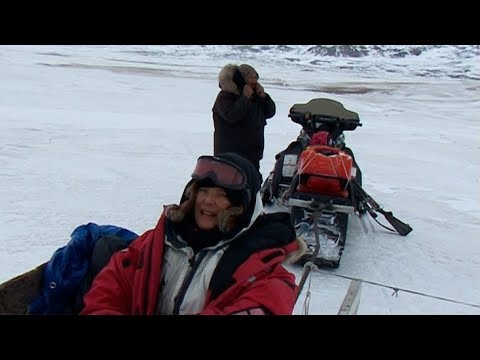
0;263;46;315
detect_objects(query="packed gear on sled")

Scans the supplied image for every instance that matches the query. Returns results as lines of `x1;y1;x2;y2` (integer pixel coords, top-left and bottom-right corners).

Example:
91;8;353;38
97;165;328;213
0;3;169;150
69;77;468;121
296;145;354;198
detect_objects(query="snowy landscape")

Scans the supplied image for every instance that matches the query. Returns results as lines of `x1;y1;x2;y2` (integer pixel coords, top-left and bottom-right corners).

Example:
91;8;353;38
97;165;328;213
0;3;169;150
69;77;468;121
0;45;479;314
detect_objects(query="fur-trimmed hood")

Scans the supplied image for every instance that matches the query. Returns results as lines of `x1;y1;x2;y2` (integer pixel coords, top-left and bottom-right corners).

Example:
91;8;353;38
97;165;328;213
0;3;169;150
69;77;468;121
218;63;259;95
162;153;306;265
218;64;241;95
165;153;263;236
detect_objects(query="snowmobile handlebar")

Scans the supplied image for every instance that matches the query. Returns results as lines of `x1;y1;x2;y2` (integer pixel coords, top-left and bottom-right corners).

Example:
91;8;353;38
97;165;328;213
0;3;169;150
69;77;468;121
351;179;413;236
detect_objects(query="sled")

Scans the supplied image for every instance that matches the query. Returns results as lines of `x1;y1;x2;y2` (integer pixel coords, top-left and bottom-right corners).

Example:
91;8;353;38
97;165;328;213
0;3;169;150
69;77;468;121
0;223;138;315
0;263;46;314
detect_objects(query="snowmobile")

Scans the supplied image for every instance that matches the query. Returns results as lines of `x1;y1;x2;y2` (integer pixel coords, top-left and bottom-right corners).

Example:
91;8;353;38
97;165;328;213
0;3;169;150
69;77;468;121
261;98;412;268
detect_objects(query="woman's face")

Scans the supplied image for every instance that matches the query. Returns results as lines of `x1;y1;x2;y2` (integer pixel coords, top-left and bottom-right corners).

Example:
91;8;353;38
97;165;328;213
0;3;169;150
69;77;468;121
194;186;232;230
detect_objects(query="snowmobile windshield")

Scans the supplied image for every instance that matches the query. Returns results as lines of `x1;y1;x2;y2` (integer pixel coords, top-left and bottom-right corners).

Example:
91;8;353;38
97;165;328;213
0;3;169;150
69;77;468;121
192;156;247;190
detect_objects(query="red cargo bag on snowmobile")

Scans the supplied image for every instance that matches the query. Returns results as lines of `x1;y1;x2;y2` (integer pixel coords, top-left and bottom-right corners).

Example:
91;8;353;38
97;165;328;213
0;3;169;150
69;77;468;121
296;145;353;198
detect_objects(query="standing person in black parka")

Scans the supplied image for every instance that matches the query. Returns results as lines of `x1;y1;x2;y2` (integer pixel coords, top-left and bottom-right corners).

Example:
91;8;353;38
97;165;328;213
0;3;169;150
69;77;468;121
212;64;276;172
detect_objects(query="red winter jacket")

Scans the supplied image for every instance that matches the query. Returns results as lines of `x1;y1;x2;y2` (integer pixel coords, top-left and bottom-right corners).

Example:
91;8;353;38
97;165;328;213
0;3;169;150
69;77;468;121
81;213;302;315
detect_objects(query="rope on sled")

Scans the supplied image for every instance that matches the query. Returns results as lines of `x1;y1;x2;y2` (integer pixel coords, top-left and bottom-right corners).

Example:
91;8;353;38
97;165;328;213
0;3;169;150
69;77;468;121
319;271;480;310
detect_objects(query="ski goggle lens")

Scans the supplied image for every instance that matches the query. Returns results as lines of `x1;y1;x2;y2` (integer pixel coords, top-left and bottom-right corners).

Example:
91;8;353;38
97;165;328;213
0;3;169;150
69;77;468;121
192;156;247;190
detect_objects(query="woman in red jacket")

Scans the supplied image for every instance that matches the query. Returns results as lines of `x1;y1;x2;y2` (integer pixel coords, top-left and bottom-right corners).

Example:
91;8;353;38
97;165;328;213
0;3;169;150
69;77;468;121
81;153;305;315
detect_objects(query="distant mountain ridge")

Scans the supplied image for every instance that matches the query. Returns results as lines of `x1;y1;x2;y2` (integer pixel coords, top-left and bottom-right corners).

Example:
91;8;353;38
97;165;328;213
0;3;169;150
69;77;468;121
152;45;480;81
230;45;480;59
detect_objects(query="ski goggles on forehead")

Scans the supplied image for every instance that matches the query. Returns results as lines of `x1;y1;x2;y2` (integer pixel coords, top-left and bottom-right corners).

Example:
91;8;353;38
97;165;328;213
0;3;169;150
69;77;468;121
192;156;247;190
